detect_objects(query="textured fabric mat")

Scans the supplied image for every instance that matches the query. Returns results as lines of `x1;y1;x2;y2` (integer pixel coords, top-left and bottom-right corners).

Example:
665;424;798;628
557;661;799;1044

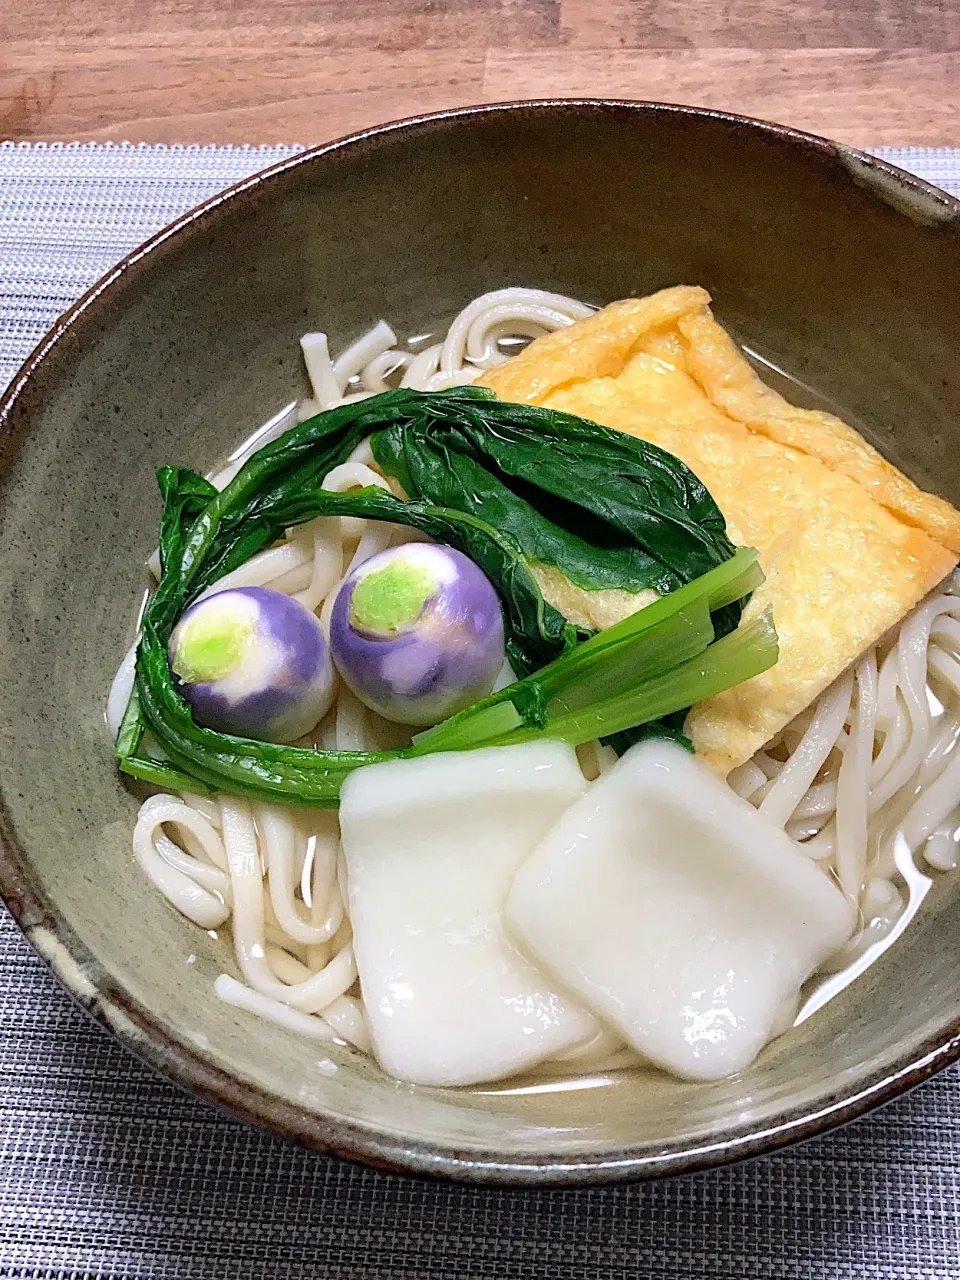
2;140;960;1280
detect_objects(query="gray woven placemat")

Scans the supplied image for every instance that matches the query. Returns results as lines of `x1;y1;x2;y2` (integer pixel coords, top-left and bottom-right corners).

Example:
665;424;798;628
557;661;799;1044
2;140;960;1280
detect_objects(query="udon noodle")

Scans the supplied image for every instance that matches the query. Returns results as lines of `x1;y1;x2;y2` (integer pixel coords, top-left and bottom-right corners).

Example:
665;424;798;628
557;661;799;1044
111;287;960;1074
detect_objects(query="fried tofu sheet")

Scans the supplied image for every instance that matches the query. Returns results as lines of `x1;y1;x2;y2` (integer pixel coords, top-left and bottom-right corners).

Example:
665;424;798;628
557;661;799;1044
479;287;960;775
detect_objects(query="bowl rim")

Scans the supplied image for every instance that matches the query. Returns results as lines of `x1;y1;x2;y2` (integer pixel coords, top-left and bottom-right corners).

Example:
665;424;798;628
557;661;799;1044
3;98;960;1187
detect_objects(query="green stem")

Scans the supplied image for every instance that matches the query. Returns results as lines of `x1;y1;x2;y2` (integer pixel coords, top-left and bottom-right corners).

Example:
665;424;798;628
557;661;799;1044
119;753;215;793
502;609;778;748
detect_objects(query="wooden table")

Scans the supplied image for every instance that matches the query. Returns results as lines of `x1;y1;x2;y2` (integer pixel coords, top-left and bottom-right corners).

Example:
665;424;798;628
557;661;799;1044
1;1;957;147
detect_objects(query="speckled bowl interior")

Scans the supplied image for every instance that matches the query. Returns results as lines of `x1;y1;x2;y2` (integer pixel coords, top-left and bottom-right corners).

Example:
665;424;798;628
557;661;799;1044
3;103;960;1185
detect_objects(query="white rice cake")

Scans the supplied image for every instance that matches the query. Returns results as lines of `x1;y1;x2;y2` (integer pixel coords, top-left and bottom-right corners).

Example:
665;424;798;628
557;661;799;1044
507;740;853;1081
339;741;599;1086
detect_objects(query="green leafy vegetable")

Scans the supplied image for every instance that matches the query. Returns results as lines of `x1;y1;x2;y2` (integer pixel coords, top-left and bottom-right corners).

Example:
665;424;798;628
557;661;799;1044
371;393;734;597
117;389;775;806
501;610;778;748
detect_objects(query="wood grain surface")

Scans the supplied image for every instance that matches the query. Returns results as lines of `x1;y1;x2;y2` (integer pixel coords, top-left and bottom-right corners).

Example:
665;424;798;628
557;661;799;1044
1;1;956;146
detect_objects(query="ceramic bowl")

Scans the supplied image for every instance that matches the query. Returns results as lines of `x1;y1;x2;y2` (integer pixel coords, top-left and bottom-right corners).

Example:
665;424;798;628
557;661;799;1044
3;102;960;1186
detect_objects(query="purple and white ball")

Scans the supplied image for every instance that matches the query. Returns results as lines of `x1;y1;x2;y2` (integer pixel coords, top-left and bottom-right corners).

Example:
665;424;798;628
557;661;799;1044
329;544;505;727
169;586;335;743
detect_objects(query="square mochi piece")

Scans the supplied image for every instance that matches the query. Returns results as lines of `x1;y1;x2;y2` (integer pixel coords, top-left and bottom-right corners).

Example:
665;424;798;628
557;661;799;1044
506;740;853;1081
339;741;599;1086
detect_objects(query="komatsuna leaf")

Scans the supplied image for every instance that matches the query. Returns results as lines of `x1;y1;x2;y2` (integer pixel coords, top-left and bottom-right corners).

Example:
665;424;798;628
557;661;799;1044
371;392;735;597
